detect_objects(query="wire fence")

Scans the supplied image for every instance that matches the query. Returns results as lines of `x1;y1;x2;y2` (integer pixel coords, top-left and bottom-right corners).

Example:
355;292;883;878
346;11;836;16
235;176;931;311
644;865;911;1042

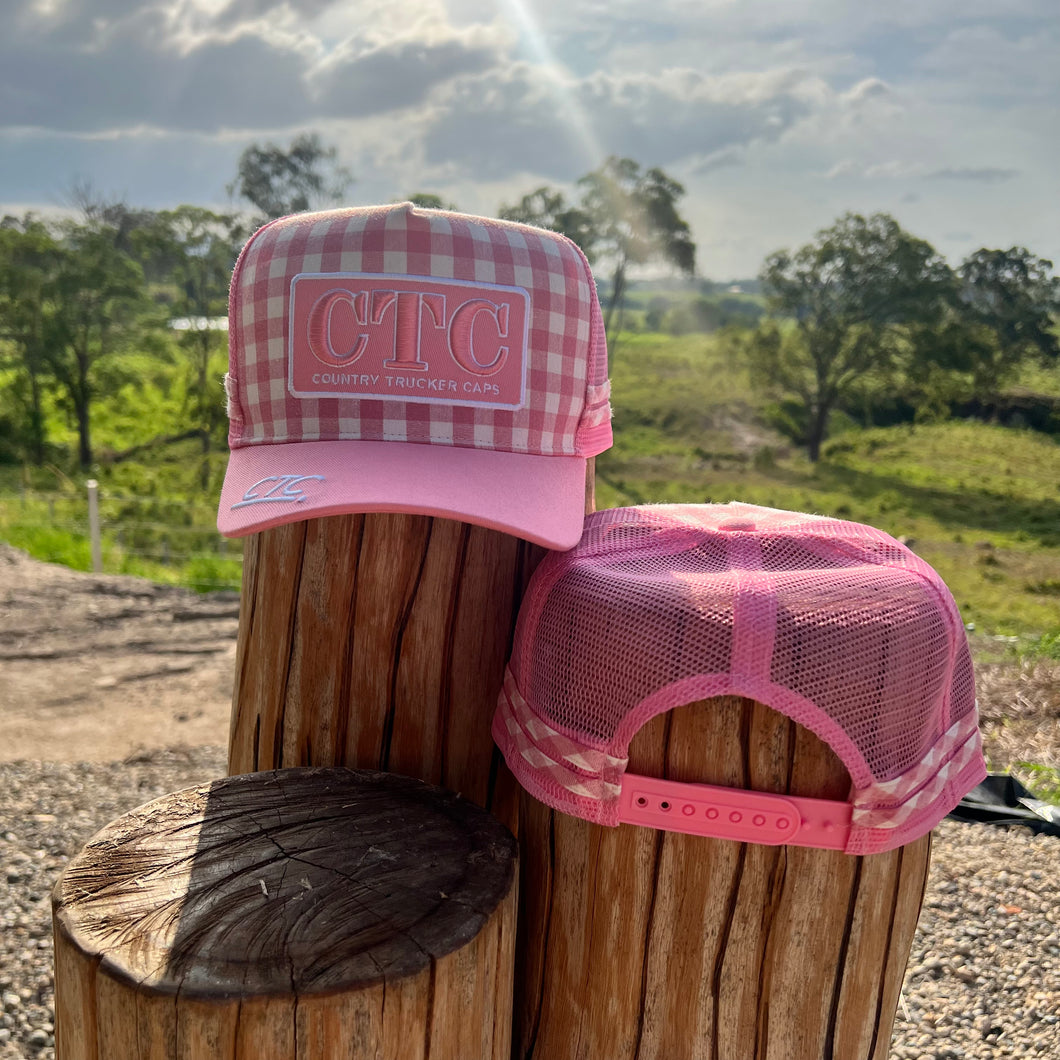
0;482;243;592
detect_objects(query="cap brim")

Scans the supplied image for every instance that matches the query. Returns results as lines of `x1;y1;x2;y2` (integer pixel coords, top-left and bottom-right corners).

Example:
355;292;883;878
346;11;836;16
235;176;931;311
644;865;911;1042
217;439;588;550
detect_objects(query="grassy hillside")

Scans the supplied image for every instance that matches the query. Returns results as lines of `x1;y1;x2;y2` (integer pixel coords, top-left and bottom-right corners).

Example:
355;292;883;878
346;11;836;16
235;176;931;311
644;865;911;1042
2;329;1059;648
597;332;1060;644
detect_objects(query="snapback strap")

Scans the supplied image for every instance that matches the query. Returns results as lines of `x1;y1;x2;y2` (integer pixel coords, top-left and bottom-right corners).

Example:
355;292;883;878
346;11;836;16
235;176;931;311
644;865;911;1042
617;774;852;850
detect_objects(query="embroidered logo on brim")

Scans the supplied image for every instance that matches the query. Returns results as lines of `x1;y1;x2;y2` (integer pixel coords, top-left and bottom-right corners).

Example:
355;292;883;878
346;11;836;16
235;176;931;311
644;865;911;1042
230;474;325;510
289;272;529;409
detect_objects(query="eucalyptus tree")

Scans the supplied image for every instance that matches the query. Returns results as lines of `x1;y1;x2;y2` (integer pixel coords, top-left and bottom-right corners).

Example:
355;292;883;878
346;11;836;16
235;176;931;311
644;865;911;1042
228;133;352;226
47;221;147;469
750;212;955;461
404;193;459;211
577;157;696;342
956;247;1060;401
498;186;597;257
135;207;240;483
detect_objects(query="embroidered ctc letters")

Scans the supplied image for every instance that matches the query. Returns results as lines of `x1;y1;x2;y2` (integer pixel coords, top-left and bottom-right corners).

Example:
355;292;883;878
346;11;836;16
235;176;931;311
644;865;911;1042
231;475;325;510
288;273;529;409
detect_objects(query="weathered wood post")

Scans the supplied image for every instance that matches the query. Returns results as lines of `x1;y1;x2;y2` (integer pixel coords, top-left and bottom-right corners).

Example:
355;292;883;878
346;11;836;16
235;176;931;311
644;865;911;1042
227;512;541;821
52;768;517;1060
498;503;986;1060
514;702;932;1060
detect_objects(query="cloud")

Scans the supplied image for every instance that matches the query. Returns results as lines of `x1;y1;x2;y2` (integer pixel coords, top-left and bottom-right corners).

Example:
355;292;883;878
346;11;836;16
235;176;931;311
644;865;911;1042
311;28;504;118
826;160;1020;183
825;159;919;180
208;0;345;26
0;0;507;133
690;146;747;174
422;65;826;180
841;77;889;103
927;167;1020;183
0;13;312;132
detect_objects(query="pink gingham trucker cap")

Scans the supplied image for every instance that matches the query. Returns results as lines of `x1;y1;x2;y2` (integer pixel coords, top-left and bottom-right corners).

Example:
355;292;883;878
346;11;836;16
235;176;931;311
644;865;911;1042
218;203;611;548
493;503;987;855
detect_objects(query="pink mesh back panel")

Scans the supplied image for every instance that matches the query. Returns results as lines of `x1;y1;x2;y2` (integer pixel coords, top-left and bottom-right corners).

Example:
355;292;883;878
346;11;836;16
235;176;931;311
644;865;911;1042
493;502;986;854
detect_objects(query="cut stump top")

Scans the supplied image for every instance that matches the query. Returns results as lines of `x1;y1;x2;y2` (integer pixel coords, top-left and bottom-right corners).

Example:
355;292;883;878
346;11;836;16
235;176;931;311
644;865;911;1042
52;767;517;999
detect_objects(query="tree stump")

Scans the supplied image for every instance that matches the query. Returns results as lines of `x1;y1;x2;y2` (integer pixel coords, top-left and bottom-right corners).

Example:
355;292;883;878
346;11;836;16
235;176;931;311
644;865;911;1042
515;696;932;1060
52;767;518;1060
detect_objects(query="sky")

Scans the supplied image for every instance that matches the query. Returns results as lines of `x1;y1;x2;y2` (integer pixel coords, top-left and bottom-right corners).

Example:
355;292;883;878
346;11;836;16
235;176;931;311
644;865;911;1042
1;0;1057;280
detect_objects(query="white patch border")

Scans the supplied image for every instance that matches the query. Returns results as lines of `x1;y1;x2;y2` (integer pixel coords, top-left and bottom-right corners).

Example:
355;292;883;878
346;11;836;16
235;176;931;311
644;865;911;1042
287;271;531;411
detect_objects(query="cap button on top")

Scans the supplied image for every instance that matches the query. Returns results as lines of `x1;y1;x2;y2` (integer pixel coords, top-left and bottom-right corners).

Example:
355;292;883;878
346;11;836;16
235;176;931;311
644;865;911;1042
718;519;756;532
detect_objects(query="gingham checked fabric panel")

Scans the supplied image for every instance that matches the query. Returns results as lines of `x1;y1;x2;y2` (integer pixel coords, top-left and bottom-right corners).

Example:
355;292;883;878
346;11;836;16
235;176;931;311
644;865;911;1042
227;204;611;457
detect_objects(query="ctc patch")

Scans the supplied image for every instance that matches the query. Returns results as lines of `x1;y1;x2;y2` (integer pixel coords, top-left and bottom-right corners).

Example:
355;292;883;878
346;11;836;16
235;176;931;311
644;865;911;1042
288;272;529;409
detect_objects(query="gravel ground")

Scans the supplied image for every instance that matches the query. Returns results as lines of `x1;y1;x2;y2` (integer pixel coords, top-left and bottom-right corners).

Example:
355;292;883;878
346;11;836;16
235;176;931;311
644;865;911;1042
1;749;1058;1059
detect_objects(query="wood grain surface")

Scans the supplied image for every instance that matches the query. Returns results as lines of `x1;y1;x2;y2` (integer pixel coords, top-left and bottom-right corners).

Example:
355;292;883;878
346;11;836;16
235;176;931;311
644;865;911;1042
52;767;518;1060
514;697;932;1060
227;512;544;825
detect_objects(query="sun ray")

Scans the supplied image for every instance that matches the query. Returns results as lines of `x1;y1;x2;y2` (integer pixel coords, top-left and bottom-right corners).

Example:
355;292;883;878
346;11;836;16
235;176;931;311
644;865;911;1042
495;0;606;171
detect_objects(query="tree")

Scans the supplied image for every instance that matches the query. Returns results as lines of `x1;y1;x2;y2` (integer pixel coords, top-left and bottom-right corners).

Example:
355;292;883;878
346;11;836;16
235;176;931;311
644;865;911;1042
228;133;352;224
498;186;597;257
751;212;955;461
577;158;696;340
956;247;1060;400
498;163;695;352
134;207;240;485
0;218;62;464
67;179;160;258
48;222;147;469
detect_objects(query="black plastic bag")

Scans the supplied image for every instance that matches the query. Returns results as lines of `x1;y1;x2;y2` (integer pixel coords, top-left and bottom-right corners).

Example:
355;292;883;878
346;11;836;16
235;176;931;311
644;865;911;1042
946;773;1060;837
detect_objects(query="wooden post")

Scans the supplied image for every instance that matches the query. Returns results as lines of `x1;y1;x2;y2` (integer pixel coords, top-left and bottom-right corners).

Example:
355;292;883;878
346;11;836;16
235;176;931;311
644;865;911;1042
227;464;595;817
227;515;540;825
52;767;517;1060
86;479;102;574
514;696;931;1060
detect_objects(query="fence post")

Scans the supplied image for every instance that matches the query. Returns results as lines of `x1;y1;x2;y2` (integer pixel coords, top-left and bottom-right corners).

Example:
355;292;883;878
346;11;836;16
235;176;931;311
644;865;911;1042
86;480;102;574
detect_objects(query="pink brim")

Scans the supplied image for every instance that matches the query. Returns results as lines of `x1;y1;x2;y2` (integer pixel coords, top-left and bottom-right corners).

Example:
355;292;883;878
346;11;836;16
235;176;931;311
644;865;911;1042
217;439;588;550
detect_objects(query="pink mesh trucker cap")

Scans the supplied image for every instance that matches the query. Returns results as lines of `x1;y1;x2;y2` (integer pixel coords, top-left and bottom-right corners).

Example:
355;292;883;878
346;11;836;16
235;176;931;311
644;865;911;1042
217;203;612;549
493;503;986;855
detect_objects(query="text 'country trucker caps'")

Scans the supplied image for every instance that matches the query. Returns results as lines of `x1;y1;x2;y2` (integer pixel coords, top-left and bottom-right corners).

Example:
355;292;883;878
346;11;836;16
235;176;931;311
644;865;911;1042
493;502;987;855
217;203;612;549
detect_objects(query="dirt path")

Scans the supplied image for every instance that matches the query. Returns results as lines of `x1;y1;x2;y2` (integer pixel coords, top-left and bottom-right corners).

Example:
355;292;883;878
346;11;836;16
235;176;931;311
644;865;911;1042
0;544;237;761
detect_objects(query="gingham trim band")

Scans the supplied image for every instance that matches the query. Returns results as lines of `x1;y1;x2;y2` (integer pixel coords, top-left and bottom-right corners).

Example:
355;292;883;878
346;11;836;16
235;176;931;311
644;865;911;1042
493;666;987;852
